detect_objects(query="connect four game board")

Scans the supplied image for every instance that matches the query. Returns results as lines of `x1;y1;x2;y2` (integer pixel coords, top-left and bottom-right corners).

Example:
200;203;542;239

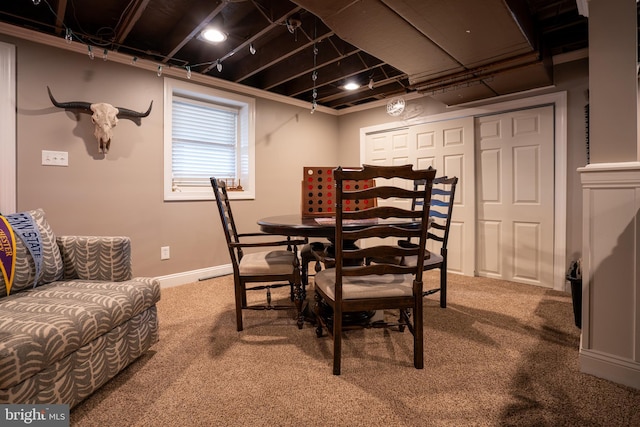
301;167;376;218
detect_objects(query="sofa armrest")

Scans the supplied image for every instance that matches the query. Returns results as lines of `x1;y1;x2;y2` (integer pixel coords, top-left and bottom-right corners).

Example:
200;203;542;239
56;236;133;281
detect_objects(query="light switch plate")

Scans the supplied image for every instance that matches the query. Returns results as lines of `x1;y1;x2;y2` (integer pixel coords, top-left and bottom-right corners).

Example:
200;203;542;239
42;150;68;166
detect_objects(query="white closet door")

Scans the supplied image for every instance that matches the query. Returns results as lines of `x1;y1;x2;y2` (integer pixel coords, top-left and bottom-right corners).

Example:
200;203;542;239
364;116;475;277
475;105;555;287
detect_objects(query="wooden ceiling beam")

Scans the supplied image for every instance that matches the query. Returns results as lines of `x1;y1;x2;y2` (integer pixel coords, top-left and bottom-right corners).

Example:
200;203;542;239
113;0;151;46
202;6;303;74
162;0;226;63
230;29;333;82
318;78;409;105
282;54;385;97
258;39;360;90
53;0;67;36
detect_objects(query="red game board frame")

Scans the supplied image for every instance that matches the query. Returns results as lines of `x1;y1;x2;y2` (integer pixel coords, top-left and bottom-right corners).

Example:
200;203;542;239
301;166;377;218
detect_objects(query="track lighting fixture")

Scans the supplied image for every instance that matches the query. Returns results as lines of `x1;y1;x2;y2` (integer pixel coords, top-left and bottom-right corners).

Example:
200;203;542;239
286;18;301;34
201;27;227;43
343;81;360;91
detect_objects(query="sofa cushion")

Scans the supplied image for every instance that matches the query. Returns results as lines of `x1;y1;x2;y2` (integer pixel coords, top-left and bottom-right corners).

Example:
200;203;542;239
57;236;132;281
0;277;160;390
0;209;64;298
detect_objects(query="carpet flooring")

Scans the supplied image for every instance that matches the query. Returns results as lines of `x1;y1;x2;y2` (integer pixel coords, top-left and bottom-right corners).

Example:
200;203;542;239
70;272;640;426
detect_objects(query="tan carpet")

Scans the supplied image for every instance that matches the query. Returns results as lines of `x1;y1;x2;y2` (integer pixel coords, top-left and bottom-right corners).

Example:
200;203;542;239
70;272;640;426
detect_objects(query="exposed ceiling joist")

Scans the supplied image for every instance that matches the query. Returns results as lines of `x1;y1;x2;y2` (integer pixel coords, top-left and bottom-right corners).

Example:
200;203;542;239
0;0;594;110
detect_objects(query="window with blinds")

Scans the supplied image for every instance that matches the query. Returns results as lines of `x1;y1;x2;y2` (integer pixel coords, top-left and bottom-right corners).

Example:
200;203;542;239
171;97;238;189
164;78;255;201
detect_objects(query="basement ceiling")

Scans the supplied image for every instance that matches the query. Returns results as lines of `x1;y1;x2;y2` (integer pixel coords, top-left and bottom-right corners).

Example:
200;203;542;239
0;0;592;110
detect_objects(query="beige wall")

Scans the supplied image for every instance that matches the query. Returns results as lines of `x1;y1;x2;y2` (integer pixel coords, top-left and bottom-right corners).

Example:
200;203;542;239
587;0;638;162
3;32;589;282
4;35;338;278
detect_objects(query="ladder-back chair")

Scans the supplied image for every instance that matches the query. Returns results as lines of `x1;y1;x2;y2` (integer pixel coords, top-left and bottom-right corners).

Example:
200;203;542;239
211;178;306;331
401;176;458;308
313;164;436;375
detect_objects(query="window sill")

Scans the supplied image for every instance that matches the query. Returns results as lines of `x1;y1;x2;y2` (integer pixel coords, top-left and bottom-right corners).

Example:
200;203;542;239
164;188;255;201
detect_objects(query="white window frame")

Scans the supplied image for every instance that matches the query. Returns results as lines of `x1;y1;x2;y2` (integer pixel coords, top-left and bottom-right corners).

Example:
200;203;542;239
163;78;255;201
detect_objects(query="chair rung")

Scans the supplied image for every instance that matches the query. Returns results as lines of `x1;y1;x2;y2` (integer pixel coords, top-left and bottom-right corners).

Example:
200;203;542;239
247;283;291;291
245;305;294;311
423;288;441;296
369;320;406;329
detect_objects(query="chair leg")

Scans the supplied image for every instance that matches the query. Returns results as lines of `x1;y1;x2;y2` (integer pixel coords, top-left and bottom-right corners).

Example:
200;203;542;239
440;258;447;308
301;259;309;287
333;307;342;375
235;281;245;332
294;280;306;329
414;301;424;369
314;293;324;337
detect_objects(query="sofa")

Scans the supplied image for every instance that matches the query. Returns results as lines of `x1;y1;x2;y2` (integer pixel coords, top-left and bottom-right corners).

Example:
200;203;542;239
0;209;160;408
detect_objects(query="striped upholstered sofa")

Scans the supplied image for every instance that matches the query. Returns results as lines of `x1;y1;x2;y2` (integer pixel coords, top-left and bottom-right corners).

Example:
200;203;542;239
0;209;160;408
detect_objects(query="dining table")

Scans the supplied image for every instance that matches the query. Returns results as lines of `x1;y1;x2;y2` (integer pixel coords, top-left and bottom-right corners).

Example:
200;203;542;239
257;213;385;267
258;214;361;238
258;214;426;240
258;214;373;325
257;214;425;327
257;213;366;286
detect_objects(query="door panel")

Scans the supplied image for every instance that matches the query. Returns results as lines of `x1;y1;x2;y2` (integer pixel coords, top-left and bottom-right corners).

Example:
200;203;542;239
477;220;502;276
476;105;554;287
513;222;540;281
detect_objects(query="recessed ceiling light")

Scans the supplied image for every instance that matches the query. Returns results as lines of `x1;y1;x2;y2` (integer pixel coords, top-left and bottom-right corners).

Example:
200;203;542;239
343;82;360;91
201;28;227;43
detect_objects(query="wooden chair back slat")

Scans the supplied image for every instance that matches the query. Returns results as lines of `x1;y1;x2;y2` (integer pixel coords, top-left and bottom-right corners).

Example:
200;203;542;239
334;165;436;283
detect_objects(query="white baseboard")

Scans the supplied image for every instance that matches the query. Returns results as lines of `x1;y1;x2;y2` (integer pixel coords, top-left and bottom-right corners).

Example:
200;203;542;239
155;264;233;288
580;348;640;390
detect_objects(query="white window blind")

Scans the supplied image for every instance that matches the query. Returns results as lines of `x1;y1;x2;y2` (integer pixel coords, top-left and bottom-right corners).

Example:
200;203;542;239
164;78;255;201
171;97;238;188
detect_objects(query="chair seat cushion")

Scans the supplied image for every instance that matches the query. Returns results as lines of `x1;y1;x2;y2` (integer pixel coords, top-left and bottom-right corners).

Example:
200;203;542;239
239;250;296;275
402;252;444;268
315;268;414;300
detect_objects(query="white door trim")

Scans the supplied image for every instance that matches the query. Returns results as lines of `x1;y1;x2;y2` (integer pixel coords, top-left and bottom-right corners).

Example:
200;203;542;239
360;91;567;291
0;41;16;214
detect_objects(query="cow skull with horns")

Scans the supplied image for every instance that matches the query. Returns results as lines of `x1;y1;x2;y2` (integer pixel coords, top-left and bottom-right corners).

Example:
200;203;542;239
47;86;153;154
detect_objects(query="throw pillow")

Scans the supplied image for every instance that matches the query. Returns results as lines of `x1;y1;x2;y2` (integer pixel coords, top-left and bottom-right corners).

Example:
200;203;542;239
0;209;64;297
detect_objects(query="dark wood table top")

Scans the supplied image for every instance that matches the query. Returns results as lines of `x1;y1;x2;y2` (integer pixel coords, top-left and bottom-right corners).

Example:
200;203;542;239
258;214;419;239
257;214;338;238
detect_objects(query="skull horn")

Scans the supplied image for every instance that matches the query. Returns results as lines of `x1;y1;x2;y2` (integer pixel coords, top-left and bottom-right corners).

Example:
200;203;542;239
47;86;92;111
47;86;153;118
116;101;153;119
